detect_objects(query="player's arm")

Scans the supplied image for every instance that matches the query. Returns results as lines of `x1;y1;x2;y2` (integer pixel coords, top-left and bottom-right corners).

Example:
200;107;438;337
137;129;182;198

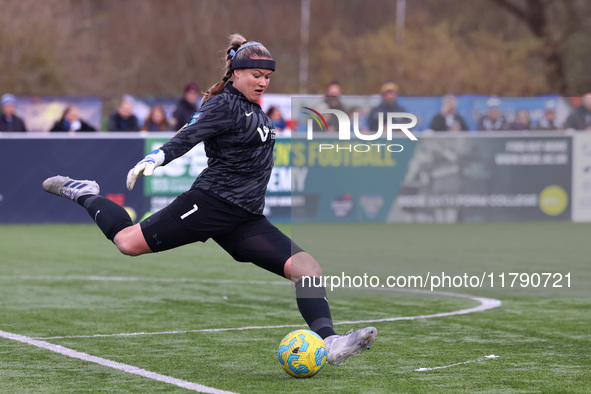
126;96;234;191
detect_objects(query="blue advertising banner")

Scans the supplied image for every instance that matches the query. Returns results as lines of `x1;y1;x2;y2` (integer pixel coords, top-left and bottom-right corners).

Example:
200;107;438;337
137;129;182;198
277;94;568;132
0;135;144;223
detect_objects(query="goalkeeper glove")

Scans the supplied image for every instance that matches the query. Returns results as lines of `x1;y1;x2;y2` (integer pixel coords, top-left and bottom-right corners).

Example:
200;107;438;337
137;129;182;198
126;149;165;191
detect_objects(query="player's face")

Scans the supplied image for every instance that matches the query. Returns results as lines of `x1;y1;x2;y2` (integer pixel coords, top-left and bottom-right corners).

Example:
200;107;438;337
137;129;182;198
233;68;273;102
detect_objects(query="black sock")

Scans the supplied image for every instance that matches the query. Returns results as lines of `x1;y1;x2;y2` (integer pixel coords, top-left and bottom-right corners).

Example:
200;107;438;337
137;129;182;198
78;195;133;241
295;278;337;339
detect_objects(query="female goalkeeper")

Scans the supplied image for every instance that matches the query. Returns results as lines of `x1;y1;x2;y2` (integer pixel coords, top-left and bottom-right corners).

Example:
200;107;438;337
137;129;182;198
42;33;376;366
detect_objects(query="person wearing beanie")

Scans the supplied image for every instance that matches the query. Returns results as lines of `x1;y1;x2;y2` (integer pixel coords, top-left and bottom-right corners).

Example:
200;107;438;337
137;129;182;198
173;82;201;130
477;96;508;131
367;81;407;132
0;94;27;132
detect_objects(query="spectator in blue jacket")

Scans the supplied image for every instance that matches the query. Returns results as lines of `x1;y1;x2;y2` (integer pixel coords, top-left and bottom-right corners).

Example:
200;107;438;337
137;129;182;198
266;106;286;132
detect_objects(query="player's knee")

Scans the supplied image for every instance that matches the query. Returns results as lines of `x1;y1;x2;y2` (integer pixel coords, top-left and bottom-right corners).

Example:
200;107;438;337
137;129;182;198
305;260;323;277
113;226;147;256
116;242;142;256
286;252;323;281
114;237;139;256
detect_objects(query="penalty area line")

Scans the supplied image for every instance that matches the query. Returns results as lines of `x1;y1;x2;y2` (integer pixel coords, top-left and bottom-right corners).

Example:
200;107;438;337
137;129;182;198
415;354;500;372
0;329;236;394
35;292;501;340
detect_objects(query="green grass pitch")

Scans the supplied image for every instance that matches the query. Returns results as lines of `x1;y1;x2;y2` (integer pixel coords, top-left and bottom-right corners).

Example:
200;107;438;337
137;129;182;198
0;223;589;393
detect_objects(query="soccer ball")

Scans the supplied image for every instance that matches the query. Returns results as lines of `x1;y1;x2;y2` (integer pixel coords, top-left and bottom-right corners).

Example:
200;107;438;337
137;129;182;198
277;329;327;378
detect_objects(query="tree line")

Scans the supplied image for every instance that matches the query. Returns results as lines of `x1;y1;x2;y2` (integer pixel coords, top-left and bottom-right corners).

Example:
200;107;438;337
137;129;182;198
1;0;590;113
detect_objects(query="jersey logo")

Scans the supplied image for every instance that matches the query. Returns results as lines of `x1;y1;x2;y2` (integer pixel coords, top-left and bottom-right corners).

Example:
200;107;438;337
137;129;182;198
256;125;275;142
257;126;270;142
187;112;203;126
245;111;254;117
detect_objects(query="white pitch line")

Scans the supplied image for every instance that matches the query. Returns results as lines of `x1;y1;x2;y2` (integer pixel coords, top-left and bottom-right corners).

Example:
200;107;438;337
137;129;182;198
3;275;502;392
32;286;501;340
415;354;500;372
0;329;237;394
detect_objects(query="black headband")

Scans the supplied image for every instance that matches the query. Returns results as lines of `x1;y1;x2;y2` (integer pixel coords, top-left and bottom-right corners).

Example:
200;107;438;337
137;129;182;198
231;59;276;71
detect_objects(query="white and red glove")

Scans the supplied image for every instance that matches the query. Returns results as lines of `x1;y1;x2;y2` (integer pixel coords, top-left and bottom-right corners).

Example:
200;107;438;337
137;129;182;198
126;149;165;191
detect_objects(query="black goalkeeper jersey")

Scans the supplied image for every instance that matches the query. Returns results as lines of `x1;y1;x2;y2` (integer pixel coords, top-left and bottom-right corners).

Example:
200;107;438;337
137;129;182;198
159;83;276;215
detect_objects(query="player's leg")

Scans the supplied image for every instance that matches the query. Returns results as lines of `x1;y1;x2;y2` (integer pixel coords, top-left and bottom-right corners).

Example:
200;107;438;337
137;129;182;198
42;175;151;255
213;217;377;365
112;224;151;256
286;251;377;365
213;219;337;337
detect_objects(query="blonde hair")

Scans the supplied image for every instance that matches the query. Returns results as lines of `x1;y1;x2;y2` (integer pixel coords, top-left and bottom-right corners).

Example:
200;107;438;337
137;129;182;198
202;33;273;103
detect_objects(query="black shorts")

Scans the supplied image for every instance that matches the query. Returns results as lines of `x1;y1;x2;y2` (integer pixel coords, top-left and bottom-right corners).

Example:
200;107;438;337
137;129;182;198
140;189;303;277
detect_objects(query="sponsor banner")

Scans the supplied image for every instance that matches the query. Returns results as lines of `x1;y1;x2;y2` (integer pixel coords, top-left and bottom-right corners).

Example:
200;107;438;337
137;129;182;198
290;136;418;222
143;137;294;219
0;136;144;223
388;136;572;222
143;137;207;197
571;133;591;222
0;134;575;224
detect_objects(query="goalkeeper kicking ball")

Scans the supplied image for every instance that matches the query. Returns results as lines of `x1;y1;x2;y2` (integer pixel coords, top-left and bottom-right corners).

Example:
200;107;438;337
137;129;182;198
278;329;327;378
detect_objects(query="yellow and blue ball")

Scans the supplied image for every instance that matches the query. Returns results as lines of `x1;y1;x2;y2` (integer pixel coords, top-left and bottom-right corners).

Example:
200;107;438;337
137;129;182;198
278;329;327;378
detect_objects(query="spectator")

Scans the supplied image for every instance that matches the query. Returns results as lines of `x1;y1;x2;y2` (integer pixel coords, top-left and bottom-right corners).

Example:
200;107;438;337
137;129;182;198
266;106;286;132
322;80;347;131
108;99;140;131
349;105;369;133
509;108;531;130
477;96;508;131
0;94;27;132
429;94;468;132
535;100;560;131
141;105;172;131
50;106;96;132
367;81;407;132
564;93;591;131
173;82;201;130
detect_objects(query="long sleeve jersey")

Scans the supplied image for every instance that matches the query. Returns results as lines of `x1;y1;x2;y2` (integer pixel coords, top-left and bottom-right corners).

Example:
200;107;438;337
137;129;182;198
159;83;276;214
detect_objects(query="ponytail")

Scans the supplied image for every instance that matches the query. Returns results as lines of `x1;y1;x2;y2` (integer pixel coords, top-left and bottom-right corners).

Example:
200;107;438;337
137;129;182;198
202;34;246;103
202;33;274;104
